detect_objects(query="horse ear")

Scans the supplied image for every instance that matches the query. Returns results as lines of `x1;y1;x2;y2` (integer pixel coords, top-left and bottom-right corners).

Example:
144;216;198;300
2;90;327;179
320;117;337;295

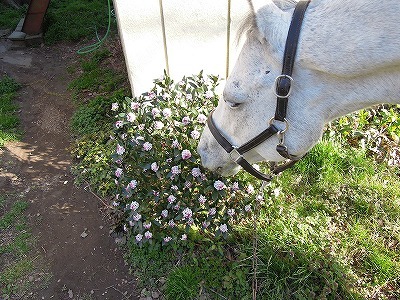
247;0;294;54
248;0;296;14
272;0;297;11
247;0;271;14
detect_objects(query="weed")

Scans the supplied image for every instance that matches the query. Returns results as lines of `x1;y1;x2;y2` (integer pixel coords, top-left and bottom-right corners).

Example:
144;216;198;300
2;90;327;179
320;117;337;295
0;75;21;146
0;195;35;297
166;266;201;300
70;92;124;135
69;68;125;98
327;105;400;165
253;139;400;299
0;200;28;230
127;242;177;290
0;3;27;29
44;0;116;44
0;75;21;94
0;259;34;294
71;131;116;196
69;47;130;195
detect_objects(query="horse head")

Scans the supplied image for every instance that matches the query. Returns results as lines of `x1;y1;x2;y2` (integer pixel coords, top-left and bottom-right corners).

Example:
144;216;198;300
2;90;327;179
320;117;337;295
198;0;320;176
198;0;400;176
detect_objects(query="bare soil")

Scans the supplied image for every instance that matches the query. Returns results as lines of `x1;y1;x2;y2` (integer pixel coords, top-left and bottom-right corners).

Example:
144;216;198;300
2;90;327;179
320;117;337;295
0;39;138;299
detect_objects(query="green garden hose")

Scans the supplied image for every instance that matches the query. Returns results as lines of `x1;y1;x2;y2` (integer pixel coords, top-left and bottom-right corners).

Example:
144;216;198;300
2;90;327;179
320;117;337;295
77;0;112;55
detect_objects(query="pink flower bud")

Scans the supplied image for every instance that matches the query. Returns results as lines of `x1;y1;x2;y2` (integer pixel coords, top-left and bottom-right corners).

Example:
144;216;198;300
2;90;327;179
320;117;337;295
181;149;192;160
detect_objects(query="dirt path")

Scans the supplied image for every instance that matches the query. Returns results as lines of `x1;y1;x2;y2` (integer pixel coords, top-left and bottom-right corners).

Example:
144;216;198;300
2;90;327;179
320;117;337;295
0;39;138;299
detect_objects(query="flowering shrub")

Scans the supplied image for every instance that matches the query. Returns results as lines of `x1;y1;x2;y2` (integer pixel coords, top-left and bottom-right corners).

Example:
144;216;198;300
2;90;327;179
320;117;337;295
111;72;258;246
326;105;400;166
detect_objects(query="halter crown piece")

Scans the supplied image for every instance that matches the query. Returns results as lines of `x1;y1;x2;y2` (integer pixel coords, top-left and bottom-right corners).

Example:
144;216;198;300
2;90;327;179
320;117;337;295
207;0;311;181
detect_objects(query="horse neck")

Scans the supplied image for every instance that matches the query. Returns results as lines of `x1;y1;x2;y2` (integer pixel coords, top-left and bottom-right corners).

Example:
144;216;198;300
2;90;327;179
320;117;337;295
297;68;400;124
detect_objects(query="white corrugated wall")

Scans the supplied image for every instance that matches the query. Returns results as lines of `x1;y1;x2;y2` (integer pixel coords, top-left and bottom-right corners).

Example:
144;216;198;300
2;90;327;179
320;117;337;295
113;0;249;96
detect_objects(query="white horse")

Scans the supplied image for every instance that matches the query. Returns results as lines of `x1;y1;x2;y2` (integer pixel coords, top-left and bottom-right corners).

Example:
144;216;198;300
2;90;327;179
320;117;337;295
198;0;400;176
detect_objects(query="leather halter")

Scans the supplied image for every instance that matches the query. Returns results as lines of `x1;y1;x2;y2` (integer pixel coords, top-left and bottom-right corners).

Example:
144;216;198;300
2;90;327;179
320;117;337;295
207;0;310;181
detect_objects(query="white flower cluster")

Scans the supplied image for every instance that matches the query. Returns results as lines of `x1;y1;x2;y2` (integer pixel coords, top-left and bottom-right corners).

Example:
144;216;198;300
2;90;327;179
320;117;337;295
111;73;260;246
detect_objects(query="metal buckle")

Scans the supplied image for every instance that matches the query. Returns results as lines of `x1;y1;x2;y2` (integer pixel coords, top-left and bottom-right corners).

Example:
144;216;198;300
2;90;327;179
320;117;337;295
276;131;285;146
229;147;243;163
269;117;289;134
273;75;294;98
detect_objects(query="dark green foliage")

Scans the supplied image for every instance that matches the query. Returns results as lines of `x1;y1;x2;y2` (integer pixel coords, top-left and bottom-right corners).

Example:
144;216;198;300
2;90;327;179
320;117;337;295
127;242;178;289
0;76;21;146
69;49;126;97
166;266;202;300
0;3;27;29
0;200;28;230
44;0;116;44
0;195;35;296
71;94;119;135
0;75;21;94
70;131;116;196
69;47;130;195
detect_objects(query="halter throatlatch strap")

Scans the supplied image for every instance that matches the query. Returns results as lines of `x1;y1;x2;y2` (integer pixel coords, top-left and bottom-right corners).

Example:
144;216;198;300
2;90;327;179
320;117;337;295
206;0;310;181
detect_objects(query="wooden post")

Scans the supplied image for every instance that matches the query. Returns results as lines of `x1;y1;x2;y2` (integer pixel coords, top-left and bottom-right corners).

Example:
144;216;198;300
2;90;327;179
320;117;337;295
22;0;51;35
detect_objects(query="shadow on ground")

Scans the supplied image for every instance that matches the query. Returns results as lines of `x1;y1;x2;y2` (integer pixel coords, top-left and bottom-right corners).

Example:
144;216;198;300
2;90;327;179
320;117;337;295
0;38;138;299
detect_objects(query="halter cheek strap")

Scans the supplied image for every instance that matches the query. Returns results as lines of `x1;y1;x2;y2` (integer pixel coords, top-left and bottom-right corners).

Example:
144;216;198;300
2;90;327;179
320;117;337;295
272;0;310;160
274;0;311;122
206;0;310;181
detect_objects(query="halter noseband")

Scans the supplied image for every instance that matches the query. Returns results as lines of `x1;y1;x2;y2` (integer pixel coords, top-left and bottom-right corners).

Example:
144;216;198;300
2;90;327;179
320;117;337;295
207;0;310;181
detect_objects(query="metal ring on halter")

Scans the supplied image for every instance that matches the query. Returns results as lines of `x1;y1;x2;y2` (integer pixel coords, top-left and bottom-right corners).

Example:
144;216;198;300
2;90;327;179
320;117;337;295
229;146;243;163
273;74;294;98
269;117;289;134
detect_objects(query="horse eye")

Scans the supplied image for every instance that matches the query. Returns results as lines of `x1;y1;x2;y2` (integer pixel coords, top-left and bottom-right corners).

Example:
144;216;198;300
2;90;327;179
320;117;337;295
225;101;241;108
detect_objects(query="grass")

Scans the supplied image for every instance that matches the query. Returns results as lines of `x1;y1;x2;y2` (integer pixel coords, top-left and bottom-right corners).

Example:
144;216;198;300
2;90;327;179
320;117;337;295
246;140;400;299
166;266;202;300
0;194;51;298
127;240;251;299
65;45;400;298
0;43;36;299
21;2;397;297
0;3;27;29
0;75;21;147
44;0;116;45
0;195;35;297
69;45;130;196
68;48;126;99
124;139;400;300
0;199;28;230
0;0;115;46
